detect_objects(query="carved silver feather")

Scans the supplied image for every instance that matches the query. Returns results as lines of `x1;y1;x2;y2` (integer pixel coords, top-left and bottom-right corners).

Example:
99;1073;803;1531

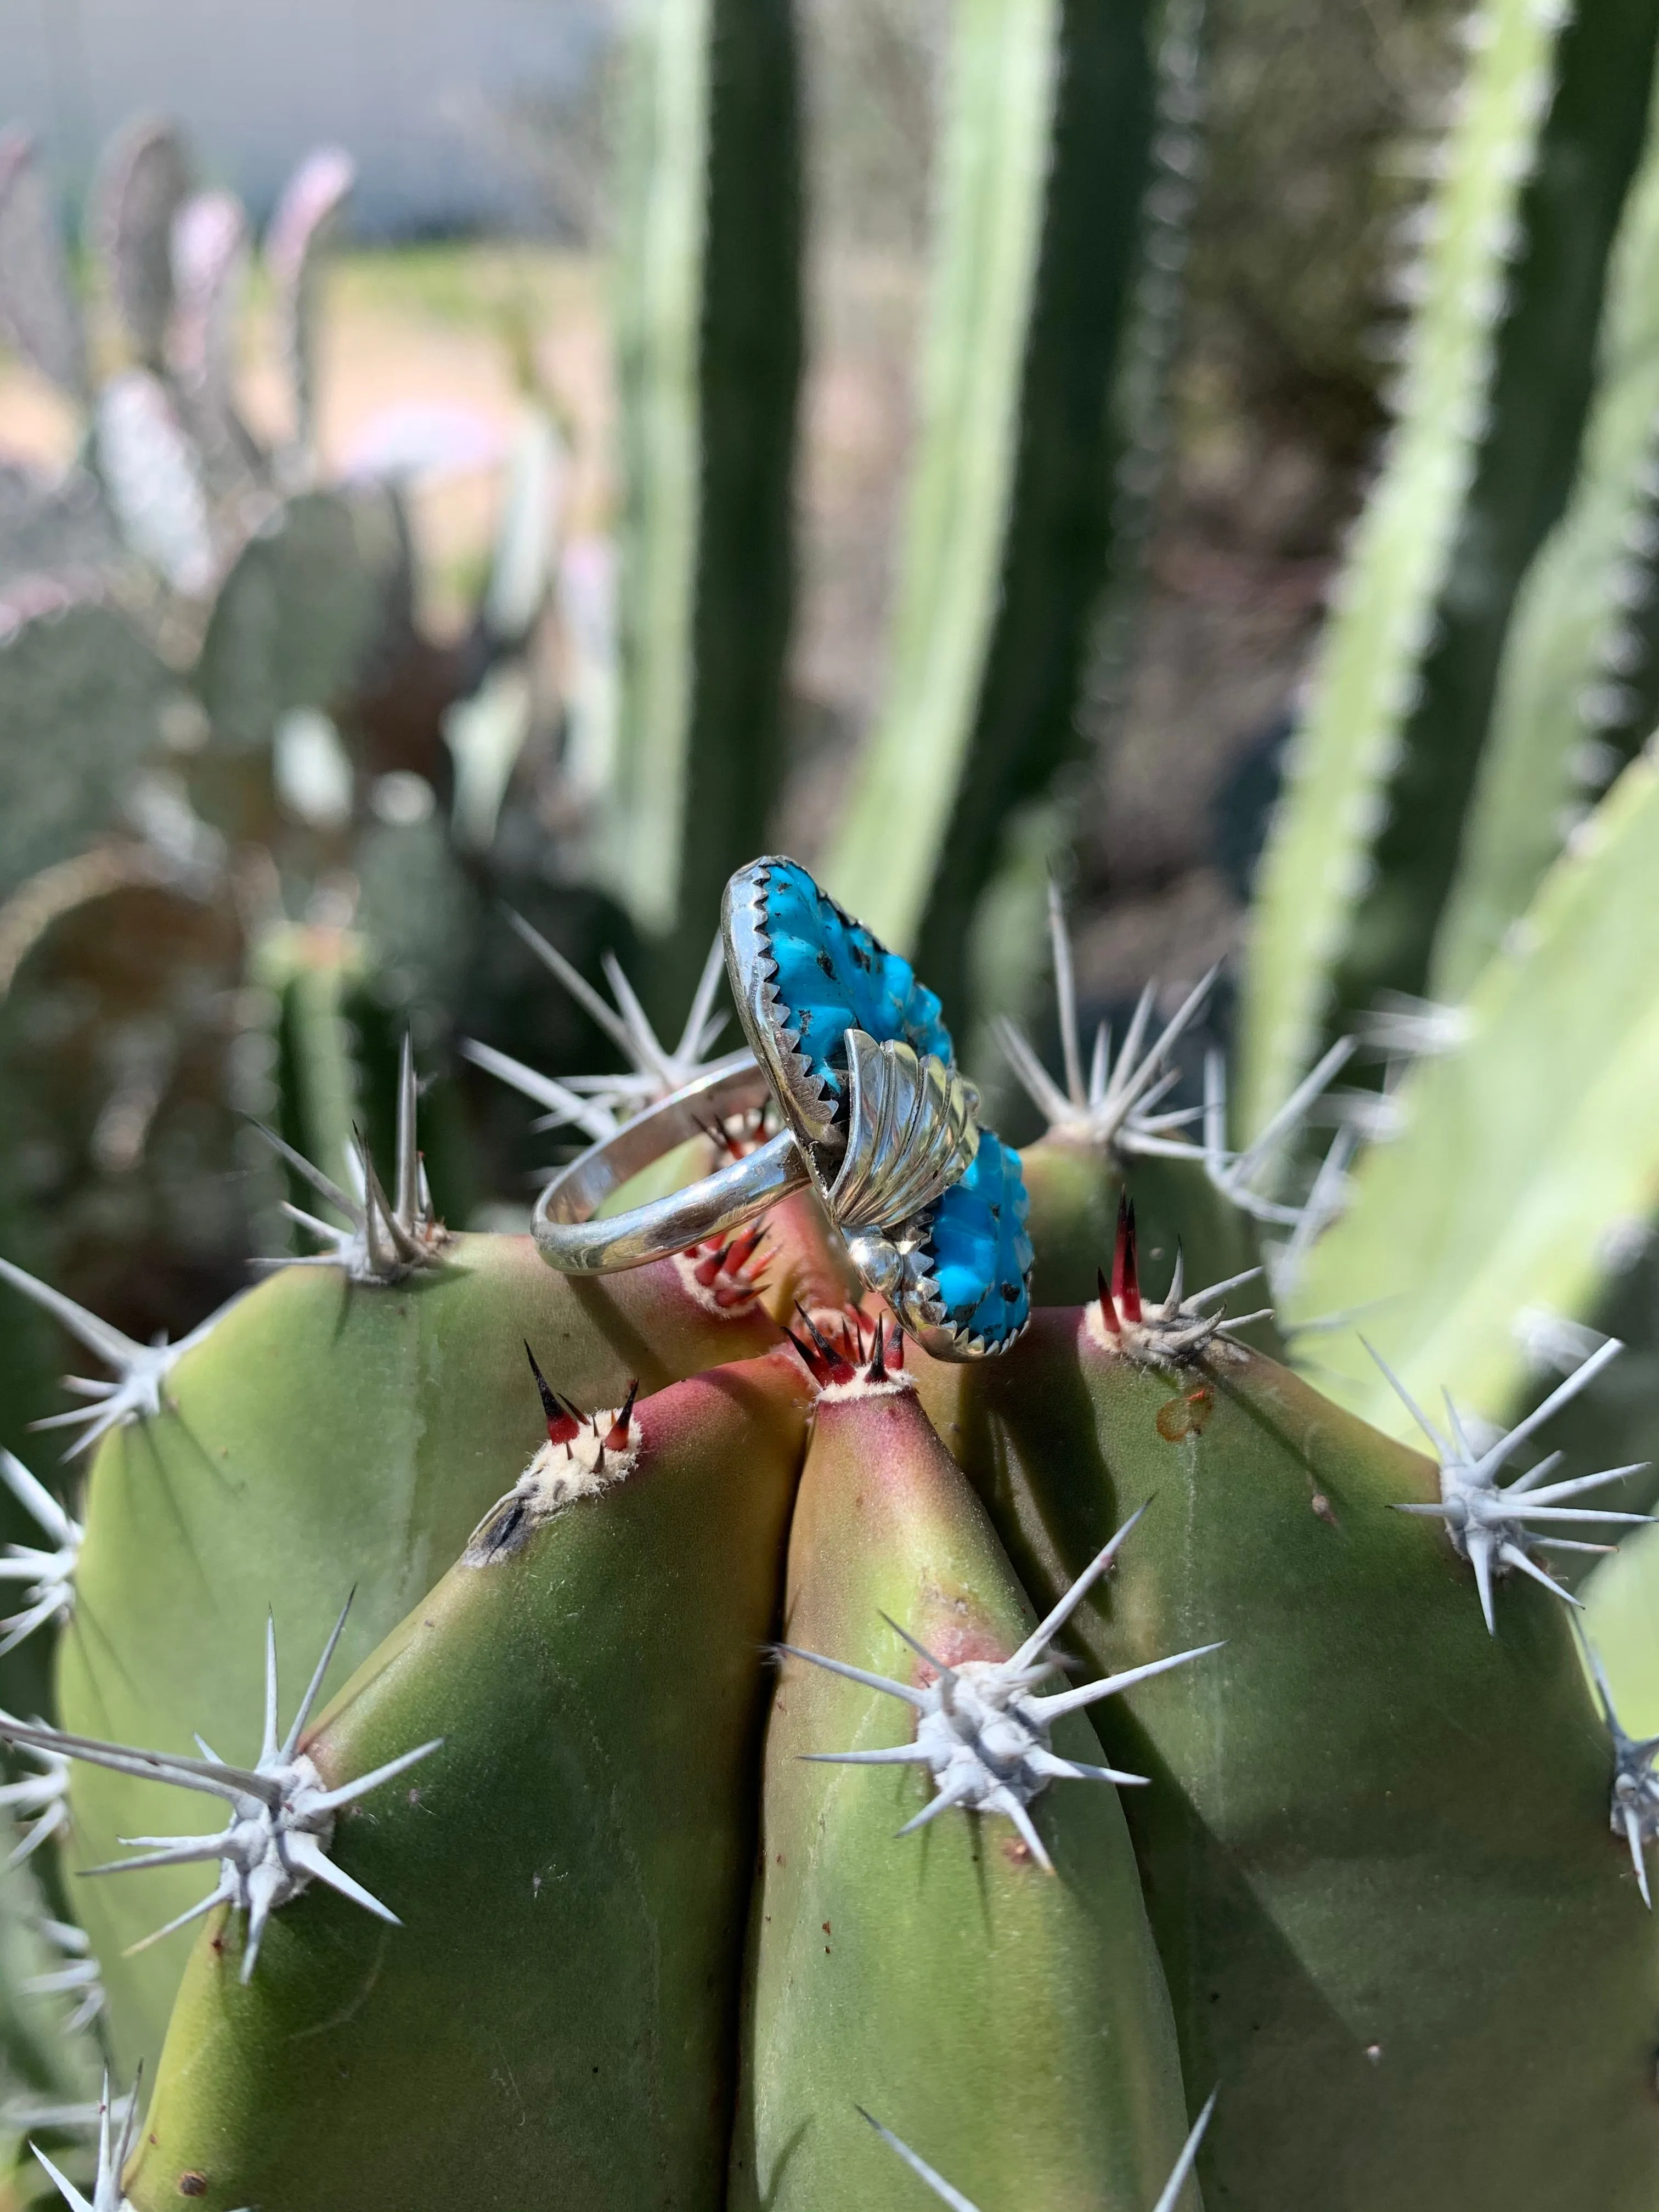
826;1029;979;1235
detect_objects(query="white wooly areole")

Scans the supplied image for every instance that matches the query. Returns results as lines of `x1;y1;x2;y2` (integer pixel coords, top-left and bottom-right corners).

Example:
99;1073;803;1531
783;1506;1223;1872
0;1601;439;1983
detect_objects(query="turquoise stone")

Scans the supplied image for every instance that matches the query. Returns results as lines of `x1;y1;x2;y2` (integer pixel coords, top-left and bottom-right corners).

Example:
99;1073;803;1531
761;861;952;1094
925;1131;1032;1348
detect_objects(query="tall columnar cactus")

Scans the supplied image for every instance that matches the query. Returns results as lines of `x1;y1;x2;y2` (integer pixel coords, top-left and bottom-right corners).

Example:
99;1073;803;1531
601;0;802;1001
1240;0;1659;1132
1431;40;1659;998
823;0;1175;1029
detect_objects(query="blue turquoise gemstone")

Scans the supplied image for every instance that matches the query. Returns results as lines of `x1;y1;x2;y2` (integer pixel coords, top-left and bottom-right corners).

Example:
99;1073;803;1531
762;860;953;1094
924;1131;1032;1349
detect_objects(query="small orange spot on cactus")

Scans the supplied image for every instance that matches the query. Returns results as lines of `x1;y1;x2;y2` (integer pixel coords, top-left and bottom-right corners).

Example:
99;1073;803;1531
1156;1387;1212;1442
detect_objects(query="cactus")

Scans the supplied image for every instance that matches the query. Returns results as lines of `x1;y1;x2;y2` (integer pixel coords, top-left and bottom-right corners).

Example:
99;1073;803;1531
824;0;1172;1028
600;0;802;997
1431;48;1659;1000
16;0;1659;2199
904;1203;1659;2208
1240;0;1659;1132
0;1017;1649;2204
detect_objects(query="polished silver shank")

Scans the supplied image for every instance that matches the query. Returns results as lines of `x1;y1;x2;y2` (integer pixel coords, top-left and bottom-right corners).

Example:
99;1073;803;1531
533;1054;808;1273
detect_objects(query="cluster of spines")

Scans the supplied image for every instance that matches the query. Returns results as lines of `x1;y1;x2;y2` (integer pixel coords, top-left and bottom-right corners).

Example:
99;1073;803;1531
781;1503;1222;1874
1092;1196;1271;1362
31;2069;147;2212
996;888;1218;1166
1578;1630;1659;1909
679;1221;771;1311
462;916;731;1142
0;1600;440;1982
783;1308;902;1395
0;1257;240;1462
860;2086;1217;2212
254;1035;446;1283
524;1342;640;1467
1000;885;1358;1249
1367;1334;1651;1634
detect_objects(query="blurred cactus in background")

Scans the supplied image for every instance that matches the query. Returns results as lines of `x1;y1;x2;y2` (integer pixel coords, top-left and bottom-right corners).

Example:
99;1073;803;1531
5;0;1659;2201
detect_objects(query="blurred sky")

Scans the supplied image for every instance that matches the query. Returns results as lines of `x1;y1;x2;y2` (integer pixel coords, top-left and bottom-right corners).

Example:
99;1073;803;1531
1;0;614;234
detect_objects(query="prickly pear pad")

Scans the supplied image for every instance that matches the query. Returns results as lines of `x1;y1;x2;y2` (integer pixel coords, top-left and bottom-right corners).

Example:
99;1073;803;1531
56;1232;781;2072
126;1355;810;2212
912;1310;1659;2212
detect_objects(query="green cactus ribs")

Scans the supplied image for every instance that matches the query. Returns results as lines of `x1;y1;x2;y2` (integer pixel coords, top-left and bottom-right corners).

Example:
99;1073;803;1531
733;1309;1198;2212
906;1199;1659;2210
109;1352;811;2210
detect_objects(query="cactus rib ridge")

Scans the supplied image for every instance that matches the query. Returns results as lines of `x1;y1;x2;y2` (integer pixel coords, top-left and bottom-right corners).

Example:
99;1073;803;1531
0;1256;244;1460
785;1506;1222;1871
1088;1195;1273;1363
857;2086;1218;2211
0;1601;441;1981
0;1447;81;1653
1367;1335;1652;1633
1577;1628;1659;1909
252;1033;447;1283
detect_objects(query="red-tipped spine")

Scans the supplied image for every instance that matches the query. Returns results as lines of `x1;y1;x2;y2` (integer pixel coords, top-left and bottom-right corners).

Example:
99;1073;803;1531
785;1306;860;1389
524;1341;584;1446
603;1380;641;1452
1111;1194;1142;1324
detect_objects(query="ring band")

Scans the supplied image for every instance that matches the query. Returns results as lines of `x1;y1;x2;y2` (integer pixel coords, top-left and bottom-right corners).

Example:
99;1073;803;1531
533;860;1033;1359
532;1053;803;1272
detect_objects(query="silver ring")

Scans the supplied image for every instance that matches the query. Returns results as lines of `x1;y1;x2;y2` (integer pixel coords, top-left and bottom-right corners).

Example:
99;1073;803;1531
533;859;1033;1359
532;1052;804;1272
